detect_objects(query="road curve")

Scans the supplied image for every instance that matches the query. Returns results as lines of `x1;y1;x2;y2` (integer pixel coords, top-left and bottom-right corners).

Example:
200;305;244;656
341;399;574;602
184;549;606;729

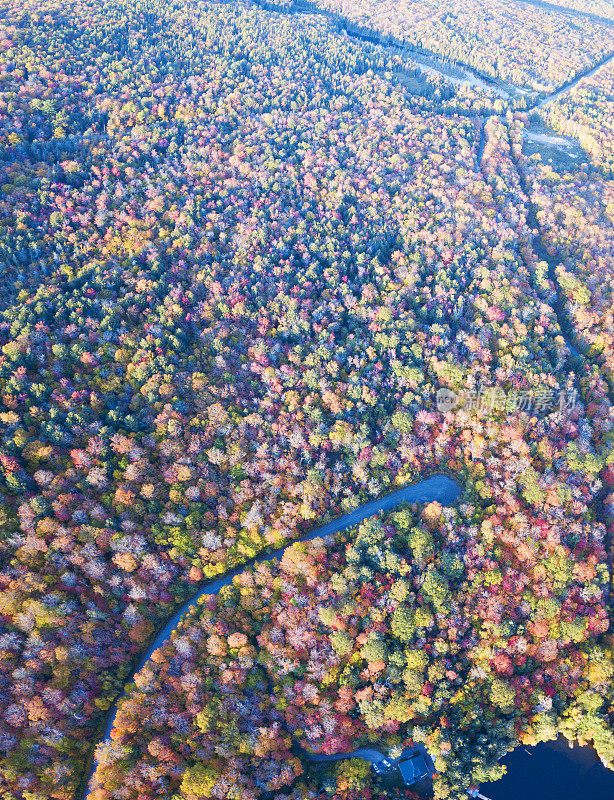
84;473;461;796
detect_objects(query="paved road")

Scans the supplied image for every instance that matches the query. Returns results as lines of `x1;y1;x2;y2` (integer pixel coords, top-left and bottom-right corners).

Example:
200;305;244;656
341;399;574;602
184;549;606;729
298;745;390;764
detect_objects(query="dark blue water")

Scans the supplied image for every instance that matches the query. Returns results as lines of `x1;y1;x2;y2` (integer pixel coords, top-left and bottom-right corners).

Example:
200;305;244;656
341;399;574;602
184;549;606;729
486;738;614;800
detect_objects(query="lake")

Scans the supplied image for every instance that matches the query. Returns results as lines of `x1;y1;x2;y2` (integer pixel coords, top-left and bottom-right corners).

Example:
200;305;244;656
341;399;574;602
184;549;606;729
486;738;614;800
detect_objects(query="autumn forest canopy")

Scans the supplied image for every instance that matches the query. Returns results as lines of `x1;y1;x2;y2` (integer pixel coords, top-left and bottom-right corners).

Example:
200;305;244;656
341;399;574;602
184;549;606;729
2;0;614;799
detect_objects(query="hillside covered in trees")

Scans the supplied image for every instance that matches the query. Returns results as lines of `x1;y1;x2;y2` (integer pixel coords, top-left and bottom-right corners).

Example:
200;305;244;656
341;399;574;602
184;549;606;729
0;0;614;799
306;0;614;93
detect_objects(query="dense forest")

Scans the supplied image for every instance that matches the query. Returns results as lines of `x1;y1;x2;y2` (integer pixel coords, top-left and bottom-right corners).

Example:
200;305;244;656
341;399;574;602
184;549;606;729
0;1;614;799
307;0;614;92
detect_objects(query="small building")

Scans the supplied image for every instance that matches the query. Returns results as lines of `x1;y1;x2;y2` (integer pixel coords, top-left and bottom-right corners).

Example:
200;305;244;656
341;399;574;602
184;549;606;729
397;751;429;786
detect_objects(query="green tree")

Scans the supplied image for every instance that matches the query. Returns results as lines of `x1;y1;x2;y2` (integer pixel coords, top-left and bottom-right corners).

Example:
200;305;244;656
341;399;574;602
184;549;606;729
489;678;515;711
408;526;434;563
421;567;450;611
392;605;415;643
180;763;217;798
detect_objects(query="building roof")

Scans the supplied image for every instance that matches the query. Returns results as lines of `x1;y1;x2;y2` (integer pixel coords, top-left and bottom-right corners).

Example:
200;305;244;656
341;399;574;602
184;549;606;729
398;753;429;786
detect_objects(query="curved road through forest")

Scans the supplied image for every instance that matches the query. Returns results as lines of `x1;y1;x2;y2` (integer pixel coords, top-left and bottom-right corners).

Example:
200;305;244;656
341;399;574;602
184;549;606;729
84;474;461;795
